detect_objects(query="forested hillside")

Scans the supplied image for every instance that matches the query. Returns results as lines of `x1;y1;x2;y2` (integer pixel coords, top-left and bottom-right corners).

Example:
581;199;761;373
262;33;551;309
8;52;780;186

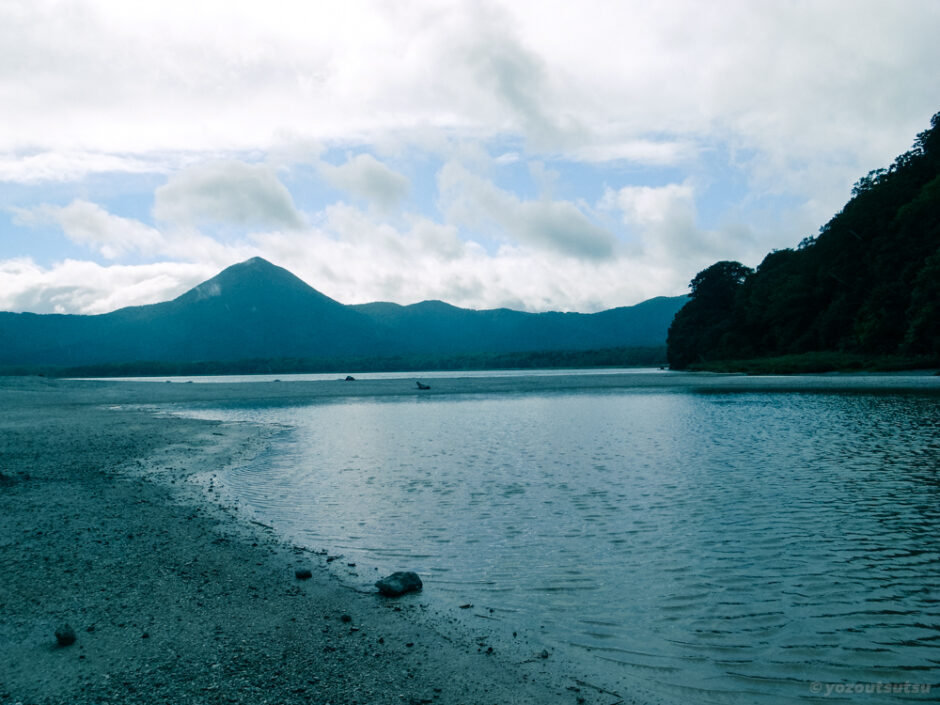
668;111;940;370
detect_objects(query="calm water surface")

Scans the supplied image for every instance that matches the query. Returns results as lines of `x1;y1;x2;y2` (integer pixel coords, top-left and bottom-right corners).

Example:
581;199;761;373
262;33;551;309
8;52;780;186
180;384;940;704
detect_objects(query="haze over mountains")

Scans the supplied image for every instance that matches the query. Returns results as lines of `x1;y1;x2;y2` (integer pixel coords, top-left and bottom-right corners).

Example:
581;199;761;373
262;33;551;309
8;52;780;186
0;257;687;369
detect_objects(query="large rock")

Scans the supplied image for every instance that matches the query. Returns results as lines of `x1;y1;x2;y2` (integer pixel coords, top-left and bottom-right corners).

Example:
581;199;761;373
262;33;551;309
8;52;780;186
375;571;423;597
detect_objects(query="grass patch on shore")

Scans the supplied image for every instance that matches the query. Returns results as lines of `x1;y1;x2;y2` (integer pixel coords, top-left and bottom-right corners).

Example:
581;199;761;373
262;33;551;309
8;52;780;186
686;352;940;375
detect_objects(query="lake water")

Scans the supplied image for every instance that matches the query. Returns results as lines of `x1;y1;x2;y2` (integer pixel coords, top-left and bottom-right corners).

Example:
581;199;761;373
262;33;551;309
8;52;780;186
178;378;940;704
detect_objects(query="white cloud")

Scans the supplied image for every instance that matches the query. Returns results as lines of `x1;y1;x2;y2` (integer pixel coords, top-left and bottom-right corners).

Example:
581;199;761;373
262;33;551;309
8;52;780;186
319;154;410;210
571;140;690;166
601;181;758;277
0;151;168;183
0;257;214;314
438;162;617;260
608;183;696;227
1;0;934;179
12;200;164;260
12;199;260;267
494;152;520;165
250;205;671;312
153;161;305;229
452;5;581;151
2;1;939;316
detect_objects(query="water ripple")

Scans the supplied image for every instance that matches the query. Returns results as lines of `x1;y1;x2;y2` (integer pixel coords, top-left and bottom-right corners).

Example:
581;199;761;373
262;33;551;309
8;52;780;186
182;388;940;704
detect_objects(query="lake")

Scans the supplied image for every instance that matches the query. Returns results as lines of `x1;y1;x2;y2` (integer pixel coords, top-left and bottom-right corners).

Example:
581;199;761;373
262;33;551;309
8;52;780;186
176;375;940;704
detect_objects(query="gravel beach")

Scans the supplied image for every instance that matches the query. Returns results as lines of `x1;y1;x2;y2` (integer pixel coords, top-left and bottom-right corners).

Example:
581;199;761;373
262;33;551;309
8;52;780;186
0;377;606;705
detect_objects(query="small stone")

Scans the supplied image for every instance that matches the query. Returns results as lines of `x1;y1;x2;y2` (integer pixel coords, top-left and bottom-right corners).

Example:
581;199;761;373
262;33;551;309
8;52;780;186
375;571;423;597
55;624;76;647
459;603;472;609
345;376;356;381
295;568;313;580
340;614;352;623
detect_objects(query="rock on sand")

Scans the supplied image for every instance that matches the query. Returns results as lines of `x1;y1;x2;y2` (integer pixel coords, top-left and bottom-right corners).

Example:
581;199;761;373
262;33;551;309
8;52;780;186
375;571;423;597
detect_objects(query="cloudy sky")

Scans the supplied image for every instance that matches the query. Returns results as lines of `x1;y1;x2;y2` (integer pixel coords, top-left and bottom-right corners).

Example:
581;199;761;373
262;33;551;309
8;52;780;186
2;0;939;314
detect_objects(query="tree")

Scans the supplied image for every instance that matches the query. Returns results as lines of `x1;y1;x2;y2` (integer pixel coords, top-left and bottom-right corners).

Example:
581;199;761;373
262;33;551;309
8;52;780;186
903;247;940;355
666;111;940;369
667;261;752;369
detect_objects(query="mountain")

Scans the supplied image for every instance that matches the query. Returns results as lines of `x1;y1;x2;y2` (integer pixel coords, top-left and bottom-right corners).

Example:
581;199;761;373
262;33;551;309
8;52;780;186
667;111;940;370
0;258;381;366
0;257;687;369
351;295;685;355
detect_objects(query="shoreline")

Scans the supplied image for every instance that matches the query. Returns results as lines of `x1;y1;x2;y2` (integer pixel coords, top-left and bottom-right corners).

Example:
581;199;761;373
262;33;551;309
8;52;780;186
7;367;940;407
0;378;596;705
3;372;939;704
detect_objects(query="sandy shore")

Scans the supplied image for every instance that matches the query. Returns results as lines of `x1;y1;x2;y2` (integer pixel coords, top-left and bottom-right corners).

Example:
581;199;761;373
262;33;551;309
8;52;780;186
0;377;616;705
3;372;938;704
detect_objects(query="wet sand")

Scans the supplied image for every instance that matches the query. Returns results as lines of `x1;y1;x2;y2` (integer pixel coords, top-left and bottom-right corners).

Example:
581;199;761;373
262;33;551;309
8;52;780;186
2;372;938;705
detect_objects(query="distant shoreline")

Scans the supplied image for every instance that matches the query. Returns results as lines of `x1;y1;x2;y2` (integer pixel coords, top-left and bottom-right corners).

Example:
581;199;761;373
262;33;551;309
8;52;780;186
0;344;669;379
2;371;940;407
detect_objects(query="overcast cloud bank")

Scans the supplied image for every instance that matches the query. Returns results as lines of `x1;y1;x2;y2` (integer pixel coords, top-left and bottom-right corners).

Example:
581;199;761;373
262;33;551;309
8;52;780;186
1;0;938;313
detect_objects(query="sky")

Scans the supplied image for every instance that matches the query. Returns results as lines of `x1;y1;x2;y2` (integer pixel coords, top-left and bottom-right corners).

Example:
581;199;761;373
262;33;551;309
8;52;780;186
1;0;939;315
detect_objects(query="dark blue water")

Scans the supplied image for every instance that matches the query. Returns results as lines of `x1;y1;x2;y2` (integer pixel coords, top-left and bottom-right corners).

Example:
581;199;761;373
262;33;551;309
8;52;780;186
181;386;940;704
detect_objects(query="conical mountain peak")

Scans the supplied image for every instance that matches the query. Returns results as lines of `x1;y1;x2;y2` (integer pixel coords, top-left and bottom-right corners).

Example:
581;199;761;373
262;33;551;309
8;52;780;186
176;257;338;306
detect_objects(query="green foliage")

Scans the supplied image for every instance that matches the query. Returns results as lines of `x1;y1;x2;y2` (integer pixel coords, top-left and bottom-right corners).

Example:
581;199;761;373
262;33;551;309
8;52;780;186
667;261;753;368
667;110;940;369
903;246;940;355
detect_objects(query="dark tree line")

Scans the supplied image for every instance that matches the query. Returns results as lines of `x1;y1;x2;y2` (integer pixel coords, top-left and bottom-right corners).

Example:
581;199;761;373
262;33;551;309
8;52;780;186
5;345;668;378
668;111;940;369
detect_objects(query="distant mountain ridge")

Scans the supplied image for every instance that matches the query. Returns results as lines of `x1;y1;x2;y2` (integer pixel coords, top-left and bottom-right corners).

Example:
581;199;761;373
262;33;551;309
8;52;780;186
0;257;687;368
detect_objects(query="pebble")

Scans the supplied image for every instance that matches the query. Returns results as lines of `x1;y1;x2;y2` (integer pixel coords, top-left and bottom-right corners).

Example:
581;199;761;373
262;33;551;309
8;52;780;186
55;624;76;647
